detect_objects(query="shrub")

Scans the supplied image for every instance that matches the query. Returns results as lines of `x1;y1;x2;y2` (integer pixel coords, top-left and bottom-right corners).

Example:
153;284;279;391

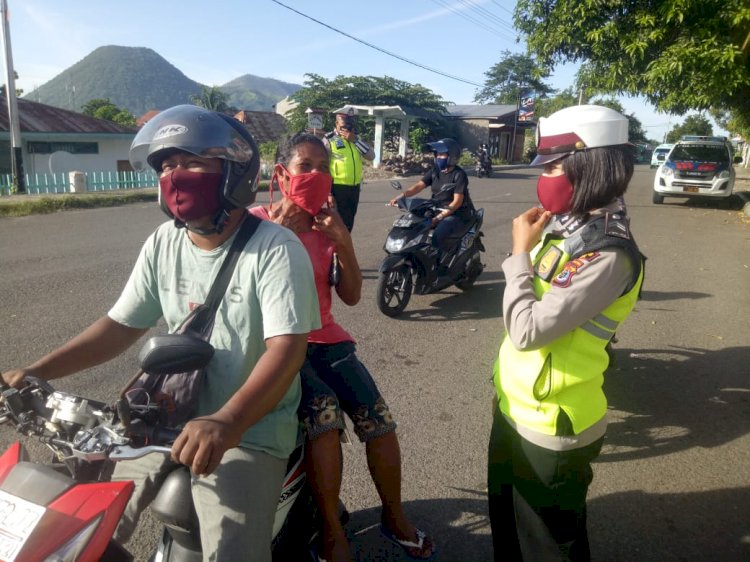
458;150;475;168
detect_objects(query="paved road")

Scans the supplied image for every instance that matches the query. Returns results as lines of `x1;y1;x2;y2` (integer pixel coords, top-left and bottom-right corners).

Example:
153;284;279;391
0;166;748;561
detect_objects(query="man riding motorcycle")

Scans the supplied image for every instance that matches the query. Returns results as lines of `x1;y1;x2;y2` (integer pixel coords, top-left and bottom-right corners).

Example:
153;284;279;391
1;104;320;562
388;138;475;271
476;143;492;177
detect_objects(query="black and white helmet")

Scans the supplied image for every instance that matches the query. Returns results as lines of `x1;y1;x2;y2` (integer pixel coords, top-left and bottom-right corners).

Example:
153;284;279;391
130;105;261;217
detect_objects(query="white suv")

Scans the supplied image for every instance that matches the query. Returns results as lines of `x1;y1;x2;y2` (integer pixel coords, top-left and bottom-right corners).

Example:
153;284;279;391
653;136;743;204
650;144;674;168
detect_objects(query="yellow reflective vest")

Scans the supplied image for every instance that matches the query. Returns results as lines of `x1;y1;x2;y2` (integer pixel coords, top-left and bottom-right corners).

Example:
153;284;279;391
494;215;644;437
328;135;364;186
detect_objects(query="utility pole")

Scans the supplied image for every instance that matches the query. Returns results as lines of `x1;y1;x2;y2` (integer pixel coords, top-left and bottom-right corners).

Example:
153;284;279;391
0;0;24;193
509;88;520;163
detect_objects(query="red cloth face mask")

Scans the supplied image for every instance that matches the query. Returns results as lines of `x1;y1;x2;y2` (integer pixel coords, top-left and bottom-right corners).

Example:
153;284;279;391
536;174;574;214
159;169;223;223
274;164;332;216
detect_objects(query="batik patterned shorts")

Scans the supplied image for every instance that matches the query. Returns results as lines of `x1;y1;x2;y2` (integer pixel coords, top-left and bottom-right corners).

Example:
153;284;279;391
299;341;397;442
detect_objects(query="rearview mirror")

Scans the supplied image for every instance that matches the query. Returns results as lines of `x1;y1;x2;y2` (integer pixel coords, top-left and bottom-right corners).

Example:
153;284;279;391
390;181;402;190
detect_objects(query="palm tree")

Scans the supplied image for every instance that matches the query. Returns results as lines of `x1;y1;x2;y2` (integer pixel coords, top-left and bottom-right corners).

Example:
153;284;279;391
190;85;230;112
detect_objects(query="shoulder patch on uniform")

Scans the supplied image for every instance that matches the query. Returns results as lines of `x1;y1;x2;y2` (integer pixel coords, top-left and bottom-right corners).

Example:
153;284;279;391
552;252;601;288
604;212;631;240
534;246;563;282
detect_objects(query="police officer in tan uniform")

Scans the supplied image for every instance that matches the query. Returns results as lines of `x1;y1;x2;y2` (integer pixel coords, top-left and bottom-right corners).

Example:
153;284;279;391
488;105;645;561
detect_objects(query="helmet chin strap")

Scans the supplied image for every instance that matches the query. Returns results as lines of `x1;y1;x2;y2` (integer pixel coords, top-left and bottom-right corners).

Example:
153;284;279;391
176;208;232;236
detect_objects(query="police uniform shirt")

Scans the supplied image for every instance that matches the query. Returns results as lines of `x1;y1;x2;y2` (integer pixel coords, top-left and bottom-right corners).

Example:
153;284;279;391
501;200;635;351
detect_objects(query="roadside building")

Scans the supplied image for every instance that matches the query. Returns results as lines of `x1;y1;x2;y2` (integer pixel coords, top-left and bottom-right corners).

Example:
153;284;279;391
232;110;288;145
0;95;137;177
136;110;161;128
446;104;533;162
273;96;298;118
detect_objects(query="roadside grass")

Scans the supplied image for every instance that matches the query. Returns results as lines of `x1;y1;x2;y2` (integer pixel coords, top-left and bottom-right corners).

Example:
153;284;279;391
0;190;158;217
0;181;271;218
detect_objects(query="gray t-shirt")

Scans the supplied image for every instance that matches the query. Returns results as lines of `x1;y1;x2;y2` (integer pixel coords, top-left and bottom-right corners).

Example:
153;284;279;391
109;219;320;458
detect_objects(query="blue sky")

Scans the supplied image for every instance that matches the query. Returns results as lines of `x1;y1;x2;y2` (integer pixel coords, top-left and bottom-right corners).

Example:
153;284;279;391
5;0;724;143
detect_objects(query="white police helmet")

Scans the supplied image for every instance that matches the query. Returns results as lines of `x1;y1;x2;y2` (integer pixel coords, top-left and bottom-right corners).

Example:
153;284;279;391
531;105;630;166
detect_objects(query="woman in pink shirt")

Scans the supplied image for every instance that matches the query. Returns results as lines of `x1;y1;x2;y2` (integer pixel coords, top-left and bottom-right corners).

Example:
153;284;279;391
249;133;434;562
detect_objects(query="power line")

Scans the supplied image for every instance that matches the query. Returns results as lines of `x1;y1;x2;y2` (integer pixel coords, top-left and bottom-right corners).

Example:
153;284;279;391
269;0;483;87
429;0;515;41
455;0;516;33
491;1;515;17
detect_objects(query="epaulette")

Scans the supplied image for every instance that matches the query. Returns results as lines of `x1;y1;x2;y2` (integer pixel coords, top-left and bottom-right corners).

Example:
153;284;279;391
603;211;631;240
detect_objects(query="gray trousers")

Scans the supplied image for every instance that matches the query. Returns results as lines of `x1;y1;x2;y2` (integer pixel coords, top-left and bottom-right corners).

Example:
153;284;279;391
112;447;286;562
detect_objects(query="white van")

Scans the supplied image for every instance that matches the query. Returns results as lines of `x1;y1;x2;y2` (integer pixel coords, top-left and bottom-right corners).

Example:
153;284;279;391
650;144;674;168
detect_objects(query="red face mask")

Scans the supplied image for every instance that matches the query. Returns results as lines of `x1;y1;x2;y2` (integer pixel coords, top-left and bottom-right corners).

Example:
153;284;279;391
274;164;332;216
536;174;574;214
159;169;223;223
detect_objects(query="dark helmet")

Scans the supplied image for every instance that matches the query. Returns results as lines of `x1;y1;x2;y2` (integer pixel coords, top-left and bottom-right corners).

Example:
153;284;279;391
129;105;261;221
425;138;461;167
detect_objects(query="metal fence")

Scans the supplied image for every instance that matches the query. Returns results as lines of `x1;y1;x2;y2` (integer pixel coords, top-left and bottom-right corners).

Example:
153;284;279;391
0;170;158;196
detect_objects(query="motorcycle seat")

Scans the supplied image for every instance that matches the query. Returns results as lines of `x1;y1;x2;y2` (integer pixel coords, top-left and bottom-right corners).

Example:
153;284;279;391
151;466;201;544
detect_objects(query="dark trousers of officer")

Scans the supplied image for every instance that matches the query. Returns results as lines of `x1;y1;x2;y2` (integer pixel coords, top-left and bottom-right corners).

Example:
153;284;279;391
332;183;360;232
487;407;604;561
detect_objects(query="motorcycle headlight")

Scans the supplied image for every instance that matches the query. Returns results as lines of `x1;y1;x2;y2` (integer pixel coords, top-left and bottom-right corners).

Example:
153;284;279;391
385;238;405;252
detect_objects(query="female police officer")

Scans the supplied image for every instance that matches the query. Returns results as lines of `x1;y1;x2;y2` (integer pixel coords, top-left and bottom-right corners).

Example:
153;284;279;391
487;105;645;561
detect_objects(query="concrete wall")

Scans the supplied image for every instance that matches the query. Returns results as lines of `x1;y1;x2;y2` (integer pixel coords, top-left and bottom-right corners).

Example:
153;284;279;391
23;137;134;176
454;119;490;152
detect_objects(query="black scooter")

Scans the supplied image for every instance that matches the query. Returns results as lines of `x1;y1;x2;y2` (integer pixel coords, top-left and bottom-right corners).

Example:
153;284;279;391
377;181;485;317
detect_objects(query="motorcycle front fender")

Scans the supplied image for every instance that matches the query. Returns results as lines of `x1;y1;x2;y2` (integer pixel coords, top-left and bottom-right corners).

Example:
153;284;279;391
379;254;408;273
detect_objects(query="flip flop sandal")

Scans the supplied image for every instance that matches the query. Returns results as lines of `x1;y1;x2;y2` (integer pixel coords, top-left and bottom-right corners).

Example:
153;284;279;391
380;524;437;560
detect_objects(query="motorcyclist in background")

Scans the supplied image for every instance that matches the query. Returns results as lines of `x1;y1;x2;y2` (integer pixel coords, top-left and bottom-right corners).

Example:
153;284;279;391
388;138;475;272
477;144;492;176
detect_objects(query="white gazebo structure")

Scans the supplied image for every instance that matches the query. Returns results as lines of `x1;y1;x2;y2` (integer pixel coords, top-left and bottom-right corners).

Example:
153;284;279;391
331;104;437;168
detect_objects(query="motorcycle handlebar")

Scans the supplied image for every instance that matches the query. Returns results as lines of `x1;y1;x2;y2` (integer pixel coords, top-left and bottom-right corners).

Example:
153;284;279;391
109;424;180;462
149;425;181;445
109;444;172;461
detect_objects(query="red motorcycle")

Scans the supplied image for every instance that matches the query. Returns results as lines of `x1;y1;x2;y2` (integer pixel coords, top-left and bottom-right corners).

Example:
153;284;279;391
0;334;319;562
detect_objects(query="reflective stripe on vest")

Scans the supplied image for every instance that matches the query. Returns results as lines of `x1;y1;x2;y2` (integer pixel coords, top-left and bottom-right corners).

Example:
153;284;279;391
329;136;363;186
494;234;644;438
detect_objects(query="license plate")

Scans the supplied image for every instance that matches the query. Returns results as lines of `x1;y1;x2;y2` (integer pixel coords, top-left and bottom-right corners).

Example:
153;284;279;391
0;490;46;561
683;186;699;193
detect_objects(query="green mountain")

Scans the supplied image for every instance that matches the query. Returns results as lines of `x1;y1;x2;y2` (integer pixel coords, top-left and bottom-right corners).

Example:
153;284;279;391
23;45;301;117
220;75;301;112
24;45;203;116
